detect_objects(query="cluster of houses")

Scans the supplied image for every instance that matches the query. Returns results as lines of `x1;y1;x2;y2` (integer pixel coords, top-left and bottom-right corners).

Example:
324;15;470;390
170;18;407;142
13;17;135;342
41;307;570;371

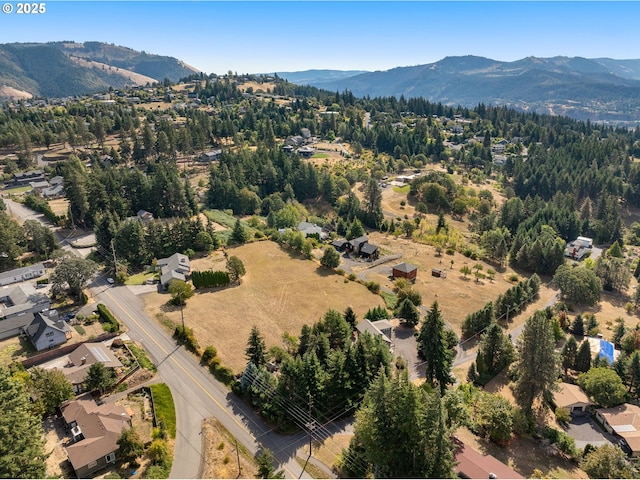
10;170;65;198
331;235;379;261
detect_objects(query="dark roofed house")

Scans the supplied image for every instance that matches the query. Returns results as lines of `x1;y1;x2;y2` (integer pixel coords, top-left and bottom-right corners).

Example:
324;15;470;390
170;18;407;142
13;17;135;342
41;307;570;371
348;236;369;255
61;394;132;478
359;242;379;261
297;146;315;157
198;149;222;162
331;239;349;252
23;310;72;351
392;262;418;282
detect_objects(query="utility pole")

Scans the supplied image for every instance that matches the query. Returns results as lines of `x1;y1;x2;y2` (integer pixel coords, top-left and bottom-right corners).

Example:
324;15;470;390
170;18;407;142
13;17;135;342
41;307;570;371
235;439;241;477
179;292;185;330
110;238;117;274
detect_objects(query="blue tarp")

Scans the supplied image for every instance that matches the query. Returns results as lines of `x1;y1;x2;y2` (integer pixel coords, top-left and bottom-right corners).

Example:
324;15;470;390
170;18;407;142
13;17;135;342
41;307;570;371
599;339;615;364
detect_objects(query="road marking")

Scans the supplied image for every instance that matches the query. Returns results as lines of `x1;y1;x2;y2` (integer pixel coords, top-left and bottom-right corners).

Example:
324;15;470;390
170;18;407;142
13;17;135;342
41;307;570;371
102;288;299;478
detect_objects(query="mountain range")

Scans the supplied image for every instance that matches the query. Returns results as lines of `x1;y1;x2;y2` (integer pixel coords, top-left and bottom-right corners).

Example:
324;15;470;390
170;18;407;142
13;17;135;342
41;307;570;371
3;43;640;123
303;56;640;123
0;42;199;100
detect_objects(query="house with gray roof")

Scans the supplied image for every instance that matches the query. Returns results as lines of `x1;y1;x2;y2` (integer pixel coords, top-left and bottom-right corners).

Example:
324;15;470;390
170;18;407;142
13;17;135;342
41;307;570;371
23;310;72;351
0;263;45;286
0;283;50;340
157;253;191;288
63;342;123;393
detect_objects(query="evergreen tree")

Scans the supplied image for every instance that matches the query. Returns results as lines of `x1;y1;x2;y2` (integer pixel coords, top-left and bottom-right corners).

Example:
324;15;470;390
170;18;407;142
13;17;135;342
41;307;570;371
575;340;592;373
396;298;420;327
418;302;454;394
613;319;627;347
513;310;559;415
230;218;250;244
344;306;357;330
344;371;455;478
561;336;578;375
627;351;640;401
246;325;267;367
477;322;515;378
572;315;585;337
0;367;47;478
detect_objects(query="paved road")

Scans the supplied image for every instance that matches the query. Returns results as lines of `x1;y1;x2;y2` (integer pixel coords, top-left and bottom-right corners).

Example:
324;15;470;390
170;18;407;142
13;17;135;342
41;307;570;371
91;280;313;479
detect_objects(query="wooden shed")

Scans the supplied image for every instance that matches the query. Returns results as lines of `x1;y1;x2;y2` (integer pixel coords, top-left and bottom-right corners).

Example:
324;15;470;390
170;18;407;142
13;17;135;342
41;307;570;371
431;268;447;278
392;262;418;282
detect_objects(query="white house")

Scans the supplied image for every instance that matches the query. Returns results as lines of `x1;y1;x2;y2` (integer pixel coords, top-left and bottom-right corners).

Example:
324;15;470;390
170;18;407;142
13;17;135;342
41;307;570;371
23;310;72;351
0;263;46;286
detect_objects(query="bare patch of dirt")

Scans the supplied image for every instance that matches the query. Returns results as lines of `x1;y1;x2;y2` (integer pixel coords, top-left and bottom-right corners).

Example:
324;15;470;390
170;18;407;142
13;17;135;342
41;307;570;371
43;416;73;478
201;418;258;478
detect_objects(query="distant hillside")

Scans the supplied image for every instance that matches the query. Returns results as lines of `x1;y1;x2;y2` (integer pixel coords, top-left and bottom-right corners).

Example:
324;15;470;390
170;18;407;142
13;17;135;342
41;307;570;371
272;69;369;86
0;41;200;100
305;56;640;123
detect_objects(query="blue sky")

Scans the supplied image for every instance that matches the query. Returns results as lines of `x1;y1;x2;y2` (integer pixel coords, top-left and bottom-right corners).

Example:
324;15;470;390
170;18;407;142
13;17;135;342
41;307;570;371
1;2;638;74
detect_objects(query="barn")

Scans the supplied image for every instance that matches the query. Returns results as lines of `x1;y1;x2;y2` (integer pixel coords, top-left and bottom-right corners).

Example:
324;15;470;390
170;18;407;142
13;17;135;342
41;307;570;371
392;262;418;282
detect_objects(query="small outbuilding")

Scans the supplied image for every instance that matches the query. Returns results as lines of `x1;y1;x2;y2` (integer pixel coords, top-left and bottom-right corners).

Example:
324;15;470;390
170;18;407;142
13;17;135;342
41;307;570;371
431;268;447;278
392;262;418;282
552;382;592;416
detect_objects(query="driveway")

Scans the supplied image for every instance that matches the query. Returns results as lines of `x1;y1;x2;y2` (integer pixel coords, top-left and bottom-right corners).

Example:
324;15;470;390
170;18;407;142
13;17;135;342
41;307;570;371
565;415;614;449
391;323;424;381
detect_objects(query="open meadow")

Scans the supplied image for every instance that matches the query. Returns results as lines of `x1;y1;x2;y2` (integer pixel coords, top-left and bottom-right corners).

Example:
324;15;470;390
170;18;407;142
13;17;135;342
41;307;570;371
142;241;385;373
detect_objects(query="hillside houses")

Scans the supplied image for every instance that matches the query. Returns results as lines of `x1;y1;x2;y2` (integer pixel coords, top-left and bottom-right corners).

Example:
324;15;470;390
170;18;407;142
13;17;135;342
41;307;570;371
23;310;72;351
0;283;51;340
158;252;191;287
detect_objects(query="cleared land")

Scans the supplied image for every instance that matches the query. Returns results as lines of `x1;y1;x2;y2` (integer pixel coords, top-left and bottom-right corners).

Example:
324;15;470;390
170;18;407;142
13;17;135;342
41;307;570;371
142;241;385;373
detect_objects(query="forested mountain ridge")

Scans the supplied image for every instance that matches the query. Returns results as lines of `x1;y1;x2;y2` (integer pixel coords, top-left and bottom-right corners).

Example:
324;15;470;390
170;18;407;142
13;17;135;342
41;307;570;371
304;55;640;123
0;42;200;100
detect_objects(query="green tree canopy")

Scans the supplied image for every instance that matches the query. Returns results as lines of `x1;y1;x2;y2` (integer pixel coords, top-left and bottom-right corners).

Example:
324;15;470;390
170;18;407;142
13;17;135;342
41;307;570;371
168;279;194;306
226;255;246;283
580;444;635;479
0;367;47;478
50;256;98;300
553;265;601;306
418;302;454;395
513;310;559;415
320;246;341;269
578;367;627;408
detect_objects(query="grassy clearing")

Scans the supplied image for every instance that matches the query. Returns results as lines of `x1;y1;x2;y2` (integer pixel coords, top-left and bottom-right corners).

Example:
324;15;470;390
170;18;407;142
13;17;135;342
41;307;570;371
125;272;155;285
380;291;398;310
3;185;31;194
150;383;176;439
311;153;329;159
128;342;156;371
393;185;410;194
74;325;86;335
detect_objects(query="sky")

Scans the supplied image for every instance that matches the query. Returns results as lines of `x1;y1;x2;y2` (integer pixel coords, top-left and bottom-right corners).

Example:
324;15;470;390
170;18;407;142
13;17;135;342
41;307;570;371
0;1;639;75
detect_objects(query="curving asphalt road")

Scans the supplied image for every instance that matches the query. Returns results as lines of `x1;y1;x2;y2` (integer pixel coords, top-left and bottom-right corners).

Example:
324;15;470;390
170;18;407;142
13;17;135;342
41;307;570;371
90;280;315;479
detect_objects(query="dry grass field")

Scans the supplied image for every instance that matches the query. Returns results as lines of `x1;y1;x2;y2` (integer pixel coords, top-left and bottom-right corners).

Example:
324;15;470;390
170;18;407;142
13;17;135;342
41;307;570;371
201;418;258;478
142;241;385;373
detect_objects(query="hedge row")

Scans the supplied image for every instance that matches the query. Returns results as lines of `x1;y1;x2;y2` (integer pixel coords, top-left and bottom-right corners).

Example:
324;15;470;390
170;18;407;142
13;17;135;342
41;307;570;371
191;270;230;289
96;303;120;332
174;325;200;354
24;194;60;224
461;274;541;339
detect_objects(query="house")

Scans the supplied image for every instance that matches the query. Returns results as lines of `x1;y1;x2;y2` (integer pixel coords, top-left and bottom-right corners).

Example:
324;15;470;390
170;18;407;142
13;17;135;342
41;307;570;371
300;128;311;139
359;242;379;261
493;154;508;166
49;175;64;186
392;262;418;282
42;184;64;198
356;319;392;347
565;236;593;260
596;403;640;456
198;149;222;162
552;382;592;416
0;263;46;286
13;170;45;186
297;221;326;239
491;143;506;154
297;146;315;158
331;239;349;252
454;438;524;479
63;342;123;393
157;253;191;288
29;180;51;193
61;393;132;477
0;283;51;340
136;210;154;223
282;144;294;154
23;310;72;351
348;236;369;255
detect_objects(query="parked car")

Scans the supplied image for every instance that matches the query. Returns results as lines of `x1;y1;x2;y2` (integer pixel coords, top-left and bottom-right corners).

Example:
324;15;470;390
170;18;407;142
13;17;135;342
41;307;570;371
106;277;115;284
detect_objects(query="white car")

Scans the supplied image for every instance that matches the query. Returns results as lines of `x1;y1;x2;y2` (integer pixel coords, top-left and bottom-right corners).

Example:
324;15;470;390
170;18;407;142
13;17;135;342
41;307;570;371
106;277;115;285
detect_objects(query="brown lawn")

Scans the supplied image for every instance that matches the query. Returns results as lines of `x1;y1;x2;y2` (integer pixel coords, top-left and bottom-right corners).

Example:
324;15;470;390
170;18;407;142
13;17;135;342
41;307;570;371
201;418;258;478
142;241;385;373
360;231;559;336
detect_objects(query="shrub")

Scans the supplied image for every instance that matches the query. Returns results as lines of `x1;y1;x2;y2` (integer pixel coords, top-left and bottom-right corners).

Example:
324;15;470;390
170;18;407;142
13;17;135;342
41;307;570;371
365;281;380;294
202;345;218;364
96;303;120;332
174;325;200;355
555;407;571;425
